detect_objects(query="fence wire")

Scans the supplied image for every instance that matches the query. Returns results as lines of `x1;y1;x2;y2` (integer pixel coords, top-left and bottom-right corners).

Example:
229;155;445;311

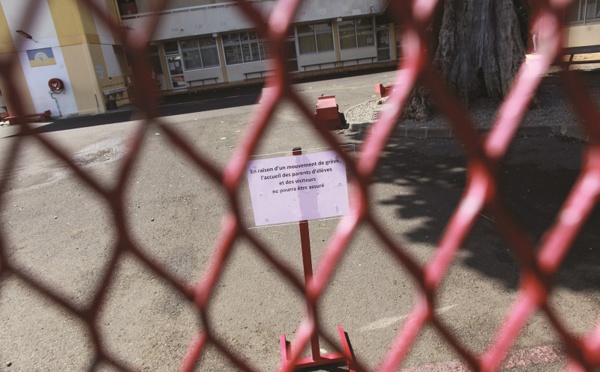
0;0;599;371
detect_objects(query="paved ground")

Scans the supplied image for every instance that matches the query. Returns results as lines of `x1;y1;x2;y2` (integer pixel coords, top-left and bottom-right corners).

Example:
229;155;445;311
0;70;598;371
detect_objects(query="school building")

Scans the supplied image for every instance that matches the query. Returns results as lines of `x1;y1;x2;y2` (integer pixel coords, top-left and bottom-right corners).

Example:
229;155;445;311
0;0;598;118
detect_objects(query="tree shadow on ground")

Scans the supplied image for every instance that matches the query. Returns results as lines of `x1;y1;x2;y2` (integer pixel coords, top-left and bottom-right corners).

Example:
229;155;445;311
347;133;599;291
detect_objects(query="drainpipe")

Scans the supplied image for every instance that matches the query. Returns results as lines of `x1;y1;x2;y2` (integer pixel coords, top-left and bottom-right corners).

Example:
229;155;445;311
49;92;62;117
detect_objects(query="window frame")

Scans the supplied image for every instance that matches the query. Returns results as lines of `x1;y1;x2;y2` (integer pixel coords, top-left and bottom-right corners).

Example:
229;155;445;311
223;31;269;65
296;22;334;55
179;36;219;71
163;37;220;71
338;17;375;50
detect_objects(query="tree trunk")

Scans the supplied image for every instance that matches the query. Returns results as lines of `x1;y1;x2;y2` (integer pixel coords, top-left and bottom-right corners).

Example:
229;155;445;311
403;0;526;120
434;0;525;104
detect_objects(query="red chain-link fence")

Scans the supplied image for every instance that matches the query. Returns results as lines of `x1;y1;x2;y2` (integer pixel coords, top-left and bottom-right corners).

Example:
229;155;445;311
1;0;599;371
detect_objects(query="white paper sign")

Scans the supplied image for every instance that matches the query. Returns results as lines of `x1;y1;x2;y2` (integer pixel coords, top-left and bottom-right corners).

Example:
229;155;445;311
247;150;350;226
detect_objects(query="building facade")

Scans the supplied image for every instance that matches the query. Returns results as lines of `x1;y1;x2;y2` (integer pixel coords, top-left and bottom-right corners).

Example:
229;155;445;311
1;0;598;118
0;0;129;117
119;0;397;95
0;0;399;117
563;0;600;53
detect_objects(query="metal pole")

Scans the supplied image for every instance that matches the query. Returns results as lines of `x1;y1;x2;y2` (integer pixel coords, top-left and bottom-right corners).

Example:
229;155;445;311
292;146;321;361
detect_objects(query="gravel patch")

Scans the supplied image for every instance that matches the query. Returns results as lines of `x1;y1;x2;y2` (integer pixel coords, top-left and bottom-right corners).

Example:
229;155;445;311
345;69;600;140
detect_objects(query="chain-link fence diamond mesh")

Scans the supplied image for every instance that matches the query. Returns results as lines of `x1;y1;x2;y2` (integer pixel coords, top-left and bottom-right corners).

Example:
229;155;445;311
0;0;599;371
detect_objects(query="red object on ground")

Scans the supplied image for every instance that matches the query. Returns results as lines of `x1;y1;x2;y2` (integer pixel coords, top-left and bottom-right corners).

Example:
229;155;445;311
5;110;51;125
314;95;346;130
375;83;394;98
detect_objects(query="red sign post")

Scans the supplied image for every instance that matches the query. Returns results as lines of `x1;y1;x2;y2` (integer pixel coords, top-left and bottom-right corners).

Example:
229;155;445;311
278;147;356;371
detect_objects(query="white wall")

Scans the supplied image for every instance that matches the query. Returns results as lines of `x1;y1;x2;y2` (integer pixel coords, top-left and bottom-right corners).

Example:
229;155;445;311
183;66;223;85
18;46;79;116
297;51;336;71
1;0;57;46
123;0;383;41
224;60;269;82
101;45;122;77
123;2;275;40
136;0;216;13
295;0;382;23
93;0;116;45
339;46;377;62
1;1;78;116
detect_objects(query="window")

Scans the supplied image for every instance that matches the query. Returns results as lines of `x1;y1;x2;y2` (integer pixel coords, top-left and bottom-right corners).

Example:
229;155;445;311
223;32;269;65
180;37;219;70
566;0;600;23
339;17;375;50
338;21;357;49
163;41;179;55
199;38;220;67
181;39;202;69
297;22;334;54
162;37;219;71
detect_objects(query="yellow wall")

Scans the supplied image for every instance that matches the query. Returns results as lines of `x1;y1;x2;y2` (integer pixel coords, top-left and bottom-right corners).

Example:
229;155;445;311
0;2;14;54
62;44;103;114
48;0;101;45
47;0;130;113
389;23;397;61
333;21;341;62
0;4;35;114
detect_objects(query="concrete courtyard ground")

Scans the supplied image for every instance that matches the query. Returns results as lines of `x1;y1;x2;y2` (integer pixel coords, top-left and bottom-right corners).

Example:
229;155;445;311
0;70;598;371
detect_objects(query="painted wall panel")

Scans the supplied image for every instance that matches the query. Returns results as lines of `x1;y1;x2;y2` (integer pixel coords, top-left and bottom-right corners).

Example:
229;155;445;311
101;44;122;77
339;46;377;62
48;0;87;46
62;44;103;115
93;0;116;44
182;66;223;84
564;24;600;48
136;0;216;13
123;2;274;39
18;44;79;116
0;1;16;53
223;60;268;82
1;0;57;47
123;0;383;40
295;0;381;23
297;51;336;70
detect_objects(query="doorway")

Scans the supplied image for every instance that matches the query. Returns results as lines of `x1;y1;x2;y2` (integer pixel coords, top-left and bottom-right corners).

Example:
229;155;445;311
376;28;390;62
166;55;186;89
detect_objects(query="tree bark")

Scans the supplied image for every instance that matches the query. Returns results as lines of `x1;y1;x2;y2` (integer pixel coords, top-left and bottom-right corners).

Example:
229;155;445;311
402;0;526;120
433;0;525;104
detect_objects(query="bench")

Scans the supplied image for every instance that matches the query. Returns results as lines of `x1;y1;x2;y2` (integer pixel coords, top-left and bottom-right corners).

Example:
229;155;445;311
302;56;377;72
337;56;376;67
302;62;336;71
102;86;129;110
562;45;600;64
102;86;128;96
187;77;219;87
244;70;273;80
6;110;52;125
